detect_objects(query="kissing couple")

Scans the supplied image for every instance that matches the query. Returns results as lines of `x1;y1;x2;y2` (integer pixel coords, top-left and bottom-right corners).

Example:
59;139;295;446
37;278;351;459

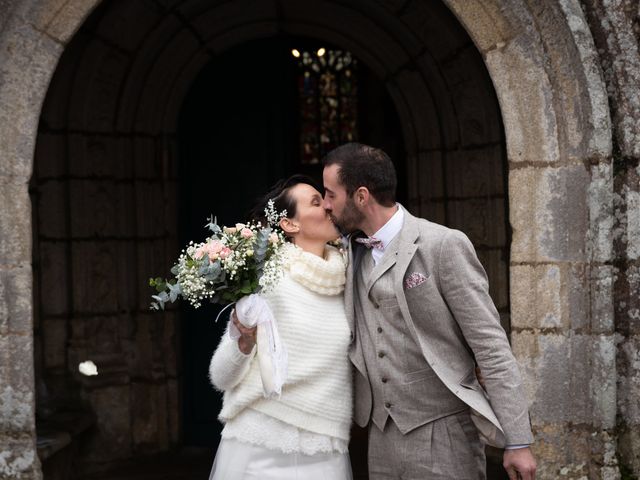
208;143;537;480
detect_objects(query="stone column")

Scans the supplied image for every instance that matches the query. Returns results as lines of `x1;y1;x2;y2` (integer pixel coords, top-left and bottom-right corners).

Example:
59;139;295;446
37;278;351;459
445;0;618;477
580;1;640;476
0;0;100;476
0;2;70;477
0;178;40;479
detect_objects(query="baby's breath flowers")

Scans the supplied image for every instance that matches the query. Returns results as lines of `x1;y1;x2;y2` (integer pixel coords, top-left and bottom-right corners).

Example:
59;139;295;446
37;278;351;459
150;213;287;311
265;199;287;227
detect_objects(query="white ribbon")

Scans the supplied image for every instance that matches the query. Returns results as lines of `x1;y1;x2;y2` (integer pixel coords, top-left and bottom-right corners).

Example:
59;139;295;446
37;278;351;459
229;294;288;398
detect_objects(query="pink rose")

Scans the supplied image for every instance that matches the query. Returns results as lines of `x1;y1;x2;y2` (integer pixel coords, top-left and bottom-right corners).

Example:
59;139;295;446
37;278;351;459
219;247;232;259
241;228;254;239
223;227;236;234
194;246;206;260
269;232;279;244
207;241;224;254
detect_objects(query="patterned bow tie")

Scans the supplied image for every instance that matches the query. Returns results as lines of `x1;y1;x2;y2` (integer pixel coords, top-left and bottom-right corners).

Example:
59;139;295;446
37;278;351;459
355;236;384;250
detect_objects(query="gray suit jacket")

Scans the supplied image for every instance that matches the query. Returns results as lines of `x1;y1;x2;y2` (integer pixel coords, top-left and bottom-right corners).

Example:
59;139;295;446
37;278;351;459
346;207;534;447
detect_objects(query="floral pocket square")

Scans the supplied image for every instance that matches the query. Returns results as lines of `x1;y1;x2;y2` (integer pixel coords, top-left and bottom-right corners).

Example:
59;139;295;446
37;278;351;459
404;272;429;290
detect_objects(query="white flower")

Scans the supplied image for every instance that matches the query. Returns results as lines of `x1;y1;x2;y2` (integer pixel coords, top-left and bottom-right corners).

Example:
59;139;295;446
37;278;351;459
79;360;98;376
264;199;287;227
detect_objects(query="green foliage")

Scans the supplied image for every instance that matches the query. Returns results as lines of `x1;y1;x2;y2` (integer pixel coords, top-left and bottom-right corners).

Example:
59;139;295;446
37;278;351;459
149;216;284;313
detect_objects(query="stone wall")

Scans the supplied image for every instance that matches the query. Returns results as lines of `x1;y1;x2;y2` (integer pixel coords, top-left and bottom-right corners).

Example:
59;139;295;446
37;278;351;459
580;0;640;476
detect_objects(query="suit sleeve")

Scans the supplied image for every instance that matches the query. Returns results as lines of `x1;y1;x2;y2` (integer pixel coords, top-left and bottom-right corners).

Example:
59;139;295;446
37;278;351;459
437;229;534;445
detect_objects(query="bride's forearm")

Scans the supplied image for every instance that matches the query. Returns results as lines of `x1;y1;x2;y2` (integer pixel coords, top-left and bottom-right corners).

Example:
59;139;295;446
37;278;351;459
209;330;255;391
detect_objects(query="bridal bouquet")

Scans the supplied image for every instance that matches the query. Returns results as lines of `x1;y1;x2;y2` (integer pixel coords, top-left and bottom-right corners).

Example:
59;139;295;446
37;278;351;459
149;201;287;311
149;201;290;397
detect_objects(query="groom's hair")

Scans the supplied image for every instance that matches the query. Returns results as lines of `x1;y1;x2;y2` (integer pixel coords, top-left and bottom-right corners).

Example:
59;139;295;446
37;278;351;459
322;143;396;207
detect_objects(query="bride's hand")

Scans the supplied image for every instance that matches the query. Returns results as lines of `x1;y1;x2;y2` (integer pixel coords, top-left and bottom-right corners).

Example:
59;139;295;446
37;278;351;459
232;309;257;354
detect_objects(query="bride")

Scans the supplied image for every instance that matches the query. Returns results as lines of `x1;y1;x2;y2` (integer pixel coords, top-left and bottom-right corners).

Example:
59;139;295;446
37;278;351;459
208;175;353;479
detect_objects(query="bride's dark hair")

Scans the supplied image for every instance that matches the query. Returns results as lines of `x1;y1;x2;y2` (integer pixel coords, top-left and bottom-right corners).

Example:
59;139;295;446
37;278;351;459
250;175;321;230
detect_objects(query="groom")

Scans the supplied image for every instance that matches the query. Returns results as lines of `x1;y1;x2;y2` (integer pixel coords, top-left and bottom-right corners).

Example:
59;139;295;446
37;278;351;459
322;143;536;480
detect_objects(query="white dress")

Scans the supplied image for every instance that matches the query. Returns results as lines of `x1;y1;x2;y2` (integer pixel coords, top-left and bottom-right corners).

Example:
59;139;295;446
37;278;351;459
209;409;352;480
208;244;353;480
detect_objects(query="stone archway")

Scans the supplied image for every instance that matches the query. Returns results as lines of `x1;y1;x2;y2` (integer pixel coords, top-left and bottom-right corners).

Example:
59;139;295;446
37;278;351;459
0;1;616;478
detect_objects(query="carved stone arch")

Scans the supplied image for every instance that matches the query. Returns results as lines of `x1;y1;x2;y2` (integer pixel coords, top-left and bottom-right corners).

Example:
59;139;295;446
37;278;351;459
0;0;617;478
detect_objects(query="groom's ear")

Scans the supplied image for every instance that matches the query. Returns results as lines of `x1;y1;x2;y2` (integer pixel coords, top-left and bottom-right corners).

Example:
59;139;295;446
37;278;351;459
354;187;370;206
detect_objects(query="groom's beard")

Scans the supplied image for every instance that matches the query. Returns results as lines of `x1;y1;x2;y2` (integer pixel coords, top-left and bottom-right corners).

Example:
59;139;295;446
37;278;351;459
330;197;364;234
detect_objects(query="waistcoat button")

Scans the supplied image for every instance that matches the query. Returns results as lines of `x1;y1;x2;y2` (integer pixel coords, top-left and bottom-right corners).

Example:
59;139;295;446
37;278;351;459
377;327;383;333
381;377;388;383
378;352;385;358
385;402;392;408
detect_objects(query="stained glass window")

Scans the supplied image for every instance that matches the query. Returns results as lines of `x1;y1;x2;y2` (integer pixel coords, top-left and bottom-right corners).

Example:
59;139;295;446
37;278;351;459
293;48;358;164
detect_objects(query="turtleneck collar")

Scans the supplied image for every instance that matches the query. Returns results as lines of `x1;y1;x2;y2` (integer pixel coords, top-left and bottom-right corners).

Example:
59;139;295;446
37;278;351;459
281;243;346;295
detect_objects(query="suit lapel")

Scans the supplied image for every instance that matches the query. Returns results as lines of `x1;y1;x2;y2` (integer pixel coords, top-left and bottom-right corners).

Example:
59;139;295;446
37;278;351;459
345;233;365;332
392;209;421;320
347;207;421;328
365;206;420;297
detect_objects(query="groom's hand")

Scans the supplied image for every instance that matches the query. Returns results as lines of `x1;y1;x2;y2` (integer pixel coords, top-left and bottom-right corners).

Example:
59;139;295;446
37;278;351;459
503;447;536;480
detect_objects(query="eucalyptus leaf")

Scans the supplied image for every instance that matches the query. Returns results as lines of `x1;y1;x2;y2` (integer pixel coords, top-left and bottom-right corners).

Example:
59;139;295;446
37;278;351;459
168;282;181;302
205;215;222;234
151;295;166;310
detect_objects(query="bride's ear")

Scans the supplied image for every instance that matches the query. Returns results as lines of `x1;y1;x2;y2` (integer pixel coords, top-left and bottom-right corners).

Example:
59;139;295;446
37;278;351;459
279;217;299;236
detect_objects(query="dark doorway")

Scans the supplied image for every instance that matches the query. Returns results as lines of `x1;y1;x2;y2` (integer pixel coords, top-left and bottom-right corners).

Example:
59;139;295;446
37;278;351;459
176;37;405;476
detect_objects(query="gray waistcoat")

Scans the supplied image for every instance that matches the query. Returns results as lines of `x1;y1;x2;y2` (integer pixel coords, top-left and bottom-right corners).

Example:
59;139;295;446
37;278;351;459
355;248;467;434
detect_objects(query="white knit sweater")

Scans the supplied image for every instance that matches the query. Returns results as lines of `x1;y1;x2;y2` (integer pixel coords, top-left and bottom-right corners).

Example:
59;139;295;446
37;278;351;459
209;244;353;450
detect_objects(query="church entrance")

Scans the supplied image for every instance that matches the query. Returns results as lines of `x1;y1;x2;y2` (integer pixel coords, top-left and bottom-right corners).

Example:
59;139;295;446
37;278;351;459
177;37;404;479
28;1;509;477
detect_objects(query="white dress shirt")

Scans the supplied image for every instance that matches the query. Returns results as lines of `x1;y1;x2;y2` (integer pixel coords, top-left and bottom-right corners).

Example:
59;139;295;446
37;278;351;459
370;205;404;265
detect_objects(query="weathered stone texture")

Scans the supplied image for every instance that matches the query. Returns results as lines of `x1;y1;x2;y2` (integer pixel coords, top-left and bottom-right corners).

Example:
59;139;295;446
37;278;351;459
0;265;32;336
484;37;561;164
532;426;620;479
558;0;613;158
509;165;590;263
512;332;615;426
0;180;32;264
0;0;637;478
0;335;35;433
580;2;640;476
0;23;62;178
625;167;640;261
0;433;40;480
23;0;98;44
511;264;565;330
588;162;615;263
581;0;640;158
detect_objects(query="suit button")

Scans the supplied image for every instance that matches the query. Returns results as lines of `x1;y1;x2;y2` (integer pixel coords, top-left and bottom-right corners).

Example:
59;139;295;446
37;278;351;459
385;402;392;408
378;352;385;358
381;377;388;383
377;327;383;333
